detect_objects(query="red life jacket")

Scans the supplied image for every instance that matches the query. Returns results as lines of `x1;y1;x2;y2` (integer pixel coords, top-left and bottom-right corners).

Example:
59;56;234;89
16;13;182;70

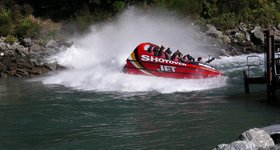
173;56;179;62
159;52;166;59
165;53;171;60
150;50;154;55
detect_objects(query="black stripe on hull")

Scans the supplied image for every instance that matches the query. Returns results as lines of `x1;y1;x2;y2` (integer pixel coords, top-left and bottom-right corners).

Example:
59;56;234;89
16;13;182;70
133;47;153;75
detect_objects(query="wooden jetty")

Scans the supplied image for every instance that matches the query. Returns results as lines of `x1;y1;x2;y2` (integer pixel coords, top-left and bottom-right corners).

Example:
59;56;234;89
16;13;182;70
243;30;280;101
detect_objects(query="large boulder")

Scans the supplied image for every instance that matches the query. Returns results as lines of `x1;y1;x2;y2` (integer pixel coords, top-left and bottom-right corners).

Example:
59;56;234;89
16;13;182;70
213;128;275;150
213;141;256;150
44;62;58;71
237;128;275;148
207;25;223;38
251;26;265;44
0;42;7;51
30;44;42;52
46;40;58;48
262;124;280;145
22;38;33;47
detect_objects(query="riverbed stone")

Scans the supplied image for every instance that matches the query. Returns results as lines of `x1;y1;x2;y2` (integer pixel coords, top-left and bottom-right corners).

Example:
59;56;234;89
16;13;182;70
0;42;7;50
0;37;66;78
262;124;280;145
220;34;231;44
277;24;280;30
251;26;265;44
237;128;275;148
46;40;58;48
16;68;29;76
207;25;223;38
238;23;248;33
30;44;42;52
22;38;33;47
44;62;57;71
0;72;8;78
213;141;256;150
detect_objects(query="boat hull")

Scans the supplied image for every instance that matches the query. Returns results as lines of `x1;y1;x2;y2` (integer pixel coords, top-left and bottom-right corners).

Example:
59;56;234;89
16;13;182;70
123;43;222;79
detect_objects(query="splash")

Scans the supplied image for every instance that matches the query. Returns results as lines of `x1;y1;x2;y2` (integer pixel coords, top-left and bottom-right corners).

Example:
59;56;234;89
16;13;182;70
43;8;228;93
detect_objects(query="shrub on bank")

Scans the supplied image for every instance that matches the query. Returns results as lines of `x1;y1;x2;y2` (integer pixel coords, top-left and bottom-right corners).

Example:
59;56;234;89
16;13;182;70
208;12;239;30
0;8;14;36
4;35;17;44
14;15;40;38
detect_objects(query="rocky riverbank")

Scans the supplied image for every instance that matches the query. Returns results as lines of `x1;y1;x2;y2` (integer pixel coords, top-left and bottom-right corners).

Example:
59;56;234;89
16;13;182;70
0;37;71;78
213;125;280;150
1;23;280;78
204;23;280;56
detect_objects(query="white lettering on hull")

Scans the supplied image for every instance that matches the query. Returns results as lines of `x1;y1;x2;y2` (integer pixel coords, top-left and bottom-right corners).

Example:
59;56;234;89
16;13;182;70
141;55;187;66
159;65;176;72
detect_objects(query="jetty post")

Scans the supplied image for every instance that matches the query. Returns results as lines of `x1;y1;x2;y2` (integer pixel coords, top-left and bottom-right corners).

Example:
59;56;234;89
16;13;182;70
265;30;276;101
243;30;280;101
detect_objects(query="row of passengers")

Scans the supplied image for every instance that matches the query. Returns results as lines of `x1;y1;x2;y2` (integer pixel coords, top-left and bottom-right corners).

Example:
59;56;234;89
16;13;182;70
147;45;196;63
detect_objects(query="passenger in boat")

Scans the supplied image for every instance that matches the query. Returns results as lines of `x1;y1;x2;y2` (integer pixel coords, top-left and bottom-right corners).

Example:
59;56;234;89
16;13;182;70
158;46;166;59
197;57;202;62
205;57;215;63
153;46;160;56
165;48;172;60
171;50;182;62
181;54;195;62
159;45;165;51
147;45;154;55
186;54;195;62
182;55;188;62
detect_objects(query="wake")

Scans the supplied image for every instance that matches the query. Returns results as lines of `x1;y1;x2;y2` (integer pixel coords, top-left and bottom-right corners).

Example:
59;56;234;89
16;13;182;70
43;8;228;93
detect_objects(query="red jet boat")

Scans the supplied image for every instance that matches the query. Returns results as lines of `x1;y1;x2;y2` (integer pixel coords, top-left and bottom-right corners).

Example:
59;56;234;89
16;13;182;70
122;42;222;79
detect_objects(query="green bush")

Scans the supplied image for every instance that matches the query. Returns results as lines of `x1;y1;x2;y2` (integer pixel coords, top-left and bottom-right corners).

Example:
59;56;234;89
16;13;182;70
242;4;280;26
113;1;126;12
0;8;14;36
69;7;94;33
4;35;18;44
209;12;239;30
15;16;40;38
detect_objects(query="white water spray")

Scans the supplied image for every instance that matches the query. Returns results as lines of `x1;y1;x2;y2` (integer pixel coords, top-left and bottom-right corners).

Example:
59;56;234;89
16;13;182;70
43;8;228;93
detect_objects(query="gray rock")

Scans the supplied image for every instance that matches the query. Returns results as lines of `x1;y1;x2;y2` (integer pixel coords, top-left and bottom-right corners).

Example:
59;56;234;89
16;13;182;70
0;52;4;57
30;44;42;52
16;68;29;76
29;51;40;59
262;125;280;135
262;125;280;145
0;42;7;50
251;26;265;44
16;47;29;56
246;32;251;41
4;50;15;56
220;34;231;44
213;144;228;150
277;24;280;30
6;43;15;50
22;38;33;47
44;62;57;71
207;25;223;38
30;58;41;66
0;37;4;42
238;23;248;33
46;40;58;48
0;63;6;71
213;141;256;150
238;128;275;148
259;144;280;150
0;72;8;78
235;32;246;42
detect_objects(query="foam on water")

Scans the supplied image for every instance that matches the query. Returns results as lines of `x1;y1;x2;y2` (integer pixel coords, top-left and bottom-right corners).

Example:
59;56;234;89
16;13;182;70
43;8;229;93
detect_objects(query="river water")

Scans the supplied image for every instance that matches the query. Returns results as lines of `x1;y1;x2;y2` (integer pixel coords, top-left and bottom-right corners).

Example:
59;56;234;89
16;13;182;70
1;8;280;150
1;54;280;150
